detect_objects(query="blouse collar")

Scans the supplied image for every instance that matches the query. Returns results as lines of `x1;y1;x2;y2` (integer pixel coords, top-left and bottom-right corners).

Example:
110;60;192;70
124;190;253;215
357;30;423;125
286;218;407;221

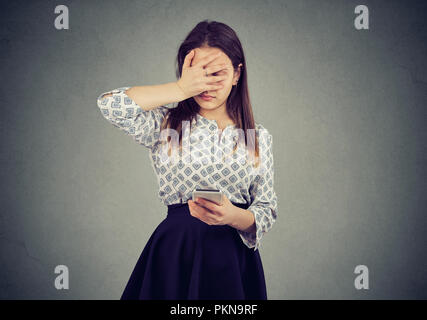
194;113;236;131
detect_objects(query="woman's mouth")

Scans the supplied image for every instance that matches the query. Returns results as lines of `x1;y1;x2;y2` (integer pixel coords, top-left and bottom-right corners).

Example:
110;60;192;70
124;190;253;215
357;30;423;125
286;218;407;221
199;93;214;101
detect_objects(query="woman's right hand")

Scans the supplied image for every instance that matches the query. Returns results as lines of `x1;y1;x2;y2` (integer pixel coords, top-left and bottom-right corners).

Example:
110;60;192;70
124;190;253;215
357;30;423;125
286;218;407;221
176;50;229;99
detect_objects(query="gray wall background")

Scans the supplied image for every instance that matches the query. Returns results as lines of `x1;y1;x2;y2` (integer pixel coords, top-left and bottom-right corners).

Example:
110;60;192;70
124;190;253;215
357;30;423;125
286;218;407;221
1;0;426;299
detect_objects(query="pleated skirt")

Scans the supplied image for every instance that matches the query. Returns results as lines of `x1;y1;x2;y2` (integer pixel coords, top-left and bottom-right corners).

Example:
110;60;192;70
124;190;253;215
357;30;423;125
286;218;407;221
120;202;267;300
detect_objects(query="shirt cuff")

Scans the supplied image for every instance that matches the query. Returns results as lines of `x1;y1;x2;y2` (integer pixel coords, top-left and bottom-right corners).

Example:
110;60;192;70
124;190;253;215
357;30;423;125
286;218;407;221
236;206;264;251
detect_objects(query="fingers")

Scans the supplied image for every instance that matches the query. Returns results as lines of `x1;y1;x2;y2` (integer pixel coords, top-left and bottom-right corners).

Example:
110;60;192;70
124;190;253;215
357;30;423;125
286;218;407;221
205;75;228;86
188;200;219;224
188;200;199;217
183;49;195;69
180;50;228;96
206;83;225;91
204;63;228;75
195;197;219;212
193;51;222;68
188;201;217;224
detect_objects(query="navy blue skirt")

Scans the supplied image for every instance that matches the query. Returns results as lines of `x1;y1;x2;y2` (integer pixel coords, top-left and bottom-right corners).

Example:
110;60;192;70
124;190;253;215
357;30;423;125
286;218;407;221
120;202;267;300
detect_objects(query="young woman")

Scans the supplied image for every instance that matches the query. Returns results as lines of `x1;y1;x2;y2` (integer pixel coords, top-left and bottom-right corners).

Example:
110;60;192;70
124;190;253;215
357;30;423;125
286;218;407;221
96;20;278;300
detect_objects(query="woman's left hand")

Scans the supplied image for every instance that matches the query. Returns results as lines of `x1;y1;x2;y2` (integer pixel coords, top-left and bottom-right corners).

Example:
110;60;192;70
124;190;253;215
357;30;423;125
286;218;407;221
188;194;237;226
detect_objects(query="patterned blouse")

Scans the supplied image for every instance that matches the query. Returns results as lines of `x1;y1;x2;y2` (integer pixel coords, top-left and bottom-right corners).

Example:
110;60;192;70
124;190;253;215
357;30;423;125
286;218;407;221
96;86;278;251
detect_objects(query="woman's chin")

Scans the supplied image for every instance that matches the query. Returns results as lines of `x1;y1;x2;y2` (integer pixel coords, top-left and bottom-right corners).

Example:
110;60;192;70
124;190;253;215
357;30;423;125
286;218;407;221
195;98;218;109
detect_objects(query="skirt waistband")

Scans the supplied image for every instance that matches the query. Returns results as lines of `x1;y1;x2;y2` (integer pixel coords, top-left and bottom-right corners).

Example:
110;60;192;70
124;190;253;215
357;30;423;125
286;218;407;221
167;201;250;215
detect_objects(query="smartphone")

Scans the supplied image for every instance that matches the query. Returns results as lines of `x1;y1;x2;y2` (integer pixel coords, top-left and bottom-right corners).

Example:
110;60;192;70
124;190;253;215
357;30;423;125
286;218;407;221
192;188;223;205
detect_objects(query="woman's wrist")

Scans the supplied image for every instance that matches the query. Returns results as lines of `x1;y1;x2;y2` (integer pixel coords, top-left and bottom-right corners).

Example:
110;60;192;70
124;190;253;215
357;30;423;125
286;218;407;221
229;205;256;234
175;81;190;100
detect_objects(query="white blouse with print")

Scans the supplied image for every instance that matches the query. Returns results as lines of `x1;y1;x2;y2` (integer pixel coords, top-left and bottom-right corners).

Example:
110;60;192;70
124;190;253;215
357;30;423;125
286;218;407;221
96;86;278;251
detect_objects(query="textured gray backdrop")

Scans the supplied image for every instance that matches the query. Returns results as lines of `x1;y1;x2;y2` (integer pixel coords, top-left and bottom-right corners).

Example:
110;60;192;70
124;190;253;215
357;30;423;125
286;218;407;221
1;0;426;299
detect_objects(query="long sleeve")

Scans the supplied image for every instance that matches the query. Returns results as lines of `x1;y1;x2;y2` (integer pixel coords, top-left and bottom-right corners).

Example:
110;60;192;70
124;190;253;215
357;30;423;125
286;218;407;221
96;86;174;149
237;129;278;251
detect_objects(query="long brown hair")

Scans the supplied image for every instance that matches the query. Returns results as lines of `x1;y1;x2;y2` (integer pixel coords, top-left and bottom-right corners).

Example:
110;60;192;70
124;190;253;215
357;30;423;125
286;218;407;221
161;20;260;165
